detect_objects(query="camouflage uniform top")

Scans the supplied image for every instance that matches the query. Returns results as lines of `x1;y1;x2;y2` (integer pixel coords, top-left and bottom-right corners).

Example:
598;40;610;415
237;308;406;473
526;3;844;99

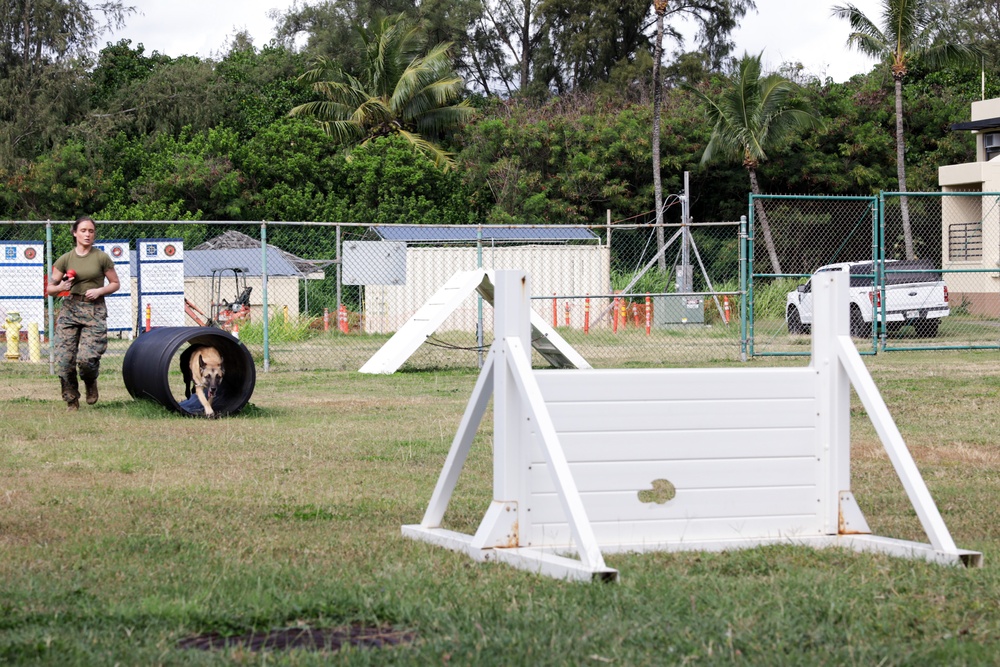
54;249;114;296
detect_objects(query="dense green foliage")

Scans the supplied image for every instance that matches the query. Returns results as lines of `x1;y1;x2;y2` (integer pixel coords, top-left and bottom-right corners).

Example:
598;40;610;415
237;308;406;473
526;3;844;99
1;0;998;269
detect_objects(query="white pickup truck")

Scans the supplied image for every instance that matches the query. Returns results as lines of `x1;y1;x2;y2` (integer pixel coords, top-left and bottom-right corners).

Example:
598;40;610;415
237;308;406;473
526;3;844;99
786;260;950;338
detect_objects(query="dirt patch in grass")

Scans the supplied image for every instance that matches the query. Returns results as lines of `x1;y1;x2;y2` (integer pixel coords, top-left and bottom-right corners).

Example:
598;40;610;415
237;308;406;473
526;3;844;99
177;624;415;653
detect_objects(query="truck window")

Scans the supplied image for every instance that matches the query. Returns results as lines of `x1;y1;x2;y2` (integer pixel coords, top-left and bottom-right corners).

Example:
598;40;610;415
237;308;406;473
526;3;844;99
884;259;939;284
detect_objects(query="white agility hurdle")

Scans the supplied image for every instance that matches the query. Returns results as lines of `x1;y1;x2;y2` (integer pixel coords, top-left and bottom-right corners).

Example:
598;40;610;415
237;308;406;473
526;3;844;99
403;271;983;581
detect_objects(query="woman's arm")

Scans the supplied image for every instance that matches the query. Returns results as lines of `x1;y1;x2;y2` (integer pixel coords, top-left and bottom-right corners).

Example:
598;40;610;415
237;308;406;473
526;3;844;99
86;266;121;300
46;268;71;297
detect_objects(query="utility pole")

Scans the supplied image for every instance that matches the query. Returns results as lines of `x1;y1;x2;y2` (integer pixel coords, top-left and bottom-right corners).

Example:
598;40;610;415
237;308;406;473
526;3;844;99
679;171;693;292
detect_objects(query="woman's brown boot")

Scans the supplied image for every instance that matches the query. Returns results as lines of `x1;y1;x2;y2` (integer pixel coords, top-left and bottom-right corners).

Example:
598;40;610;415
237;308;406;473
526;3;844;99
84;378;99;405
60;376;80;411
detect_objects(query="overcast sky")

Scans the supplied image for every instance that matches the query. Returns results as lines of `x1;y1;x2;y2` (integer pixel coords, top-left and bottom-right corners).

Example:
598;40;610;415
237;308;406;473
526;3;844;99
109;0;882;83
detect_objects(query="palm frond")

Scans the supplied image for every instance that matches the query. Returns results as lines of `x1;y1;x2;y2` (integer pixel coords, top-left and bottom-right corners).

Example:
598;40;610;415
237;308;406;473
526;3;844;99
288;12;469;171
396;129;456;171
685;52;819;167
832;3;890;59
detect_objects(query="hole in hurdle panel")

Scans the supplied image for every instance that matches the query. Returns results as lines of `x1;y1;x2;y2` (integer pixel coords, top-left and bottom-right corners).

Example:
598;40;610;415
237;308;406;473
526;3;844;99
638;479;676;505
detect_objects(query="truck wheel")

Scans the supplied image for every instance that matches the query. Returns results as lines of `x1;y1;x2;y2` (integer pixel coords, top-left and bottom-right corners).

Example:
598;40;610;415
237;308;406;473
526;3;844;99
850;306;871;339
915;319;939;338
787;307;805;335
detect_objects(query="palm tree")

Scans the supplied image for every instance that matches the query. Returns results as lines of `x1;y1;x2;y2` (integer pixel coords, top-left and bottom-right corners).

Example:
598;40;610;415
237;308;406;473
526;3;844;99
833;0;982;260
686;53;818;275
290;14;474;170
651;0;669;272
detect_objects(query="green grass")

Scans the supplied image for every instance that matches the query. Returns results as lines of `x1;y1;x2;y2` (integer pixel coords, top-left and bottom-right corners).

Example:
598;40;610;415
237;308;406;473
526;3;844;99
0;351;998;665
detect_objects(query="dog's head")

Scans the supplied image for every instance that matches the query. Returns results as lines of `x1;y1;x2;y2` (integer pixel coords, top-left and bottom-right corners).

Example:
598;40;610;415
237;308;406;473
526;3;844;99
198;351;225;400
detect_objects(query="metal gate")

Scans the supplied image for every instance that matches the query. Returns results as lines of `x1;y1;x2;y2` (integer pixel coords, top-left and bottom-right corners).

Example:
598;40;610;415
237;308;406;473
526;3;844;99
746;195;878;357
746;192;1000;356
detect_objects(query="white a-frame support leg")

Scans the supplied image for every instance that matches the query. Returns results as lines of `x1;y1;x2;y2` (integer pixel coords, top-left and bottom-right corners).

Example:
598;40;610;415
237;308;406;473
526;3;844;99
404;270;616;580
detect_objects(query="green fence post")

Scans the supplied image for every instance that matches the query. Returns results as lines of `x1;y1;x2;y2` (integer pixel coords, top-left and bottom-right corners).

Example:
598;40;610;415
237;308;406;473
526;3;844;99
739;214;748;362
261;221;269;372
46;220;54;374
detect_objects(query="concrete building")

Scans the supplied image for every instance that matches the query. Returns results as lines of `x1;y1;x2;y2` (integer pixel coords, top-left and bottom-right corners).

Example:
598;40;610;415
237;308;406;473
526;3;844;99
939;97;1000;314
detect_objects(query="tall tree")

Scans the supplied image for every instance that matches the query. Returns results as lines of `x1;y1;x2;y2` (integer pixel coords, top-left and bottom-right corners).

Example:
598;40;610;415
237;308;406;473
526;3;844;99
289;13;474;170
0;0;132;75
687;53;819;275
833;0;982;259
469;0;548;94
0;1;132;164
652;0;669;271
937;0;1000;68
540;0;756;91
466;0;754;96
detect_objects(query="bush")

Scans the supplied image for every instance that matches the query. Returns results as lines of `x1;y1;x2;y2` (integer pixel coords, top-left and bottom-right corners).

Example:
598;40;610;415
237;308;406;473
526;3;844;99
234;314;319;344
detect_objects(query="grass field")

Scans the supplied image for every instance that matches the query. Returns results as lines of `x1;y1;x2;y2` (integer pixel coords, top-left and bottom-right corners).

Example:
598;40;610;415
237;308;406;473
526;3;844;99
1;349;998;665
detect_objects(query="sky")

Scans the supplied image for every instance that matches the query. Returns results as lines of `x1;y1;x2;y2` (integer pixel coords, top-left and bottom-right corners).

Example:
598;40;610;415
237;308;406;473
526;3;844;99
108;0;883;83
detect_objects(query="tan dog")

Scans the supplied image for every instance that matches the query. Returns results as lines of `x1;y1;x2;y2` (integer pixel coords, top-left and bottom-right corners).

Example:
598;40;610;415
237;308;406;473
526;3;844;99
186;345;224;418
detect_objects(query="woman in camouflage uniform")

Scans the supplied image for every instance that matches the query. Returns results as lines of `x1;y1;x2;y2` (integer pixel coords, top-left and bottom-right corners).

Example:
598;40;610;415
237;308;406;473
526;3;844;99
47;217;121;410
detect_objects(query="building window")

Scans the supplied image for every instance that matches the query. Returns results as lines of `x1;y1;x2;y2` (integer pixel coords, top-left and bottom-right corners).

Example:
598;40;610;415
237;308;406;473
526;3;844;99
985;132;1000;161
949;221;983;261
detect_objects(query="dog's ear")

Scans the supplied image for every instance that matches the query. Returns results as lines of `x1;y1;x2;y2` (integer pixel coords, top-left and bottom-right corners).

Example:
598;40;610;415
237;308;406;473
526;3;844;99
199;353;207;371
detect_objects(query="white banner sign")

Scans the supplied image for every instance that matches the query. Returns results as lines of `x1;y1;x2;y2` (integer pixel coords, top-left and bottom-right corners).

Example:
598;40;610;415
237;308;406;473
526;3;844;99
137;239;185;330
95;240;133;335
0;241;45;333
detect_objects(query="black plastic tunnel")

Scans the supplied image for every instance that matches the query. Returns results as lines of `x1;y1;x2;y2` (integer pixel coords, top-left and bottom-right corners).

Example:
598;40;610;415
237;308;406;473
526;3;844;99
122;327;256;416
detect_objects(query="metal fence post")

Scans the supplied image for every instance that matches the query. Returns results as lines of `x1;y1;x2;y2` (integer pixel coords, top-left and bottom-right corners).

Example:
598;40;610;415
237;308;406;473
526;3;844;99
46;220;55;374
877;193;886;351
261;221;270;373
739;214;748;362
336;223;342;312
477;224;484;368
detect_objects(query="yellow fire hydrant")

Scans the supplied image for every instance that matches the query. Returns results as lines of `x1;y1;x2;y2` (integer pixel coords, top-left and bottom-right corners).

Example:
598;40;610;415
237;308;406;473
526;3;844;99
4;311;22;360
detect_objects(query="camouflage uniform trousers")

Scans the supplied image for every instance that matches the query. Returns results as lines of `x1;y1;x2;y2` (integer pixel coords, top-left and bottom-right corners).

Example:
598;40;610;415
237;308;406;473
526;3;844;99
55;296;108;401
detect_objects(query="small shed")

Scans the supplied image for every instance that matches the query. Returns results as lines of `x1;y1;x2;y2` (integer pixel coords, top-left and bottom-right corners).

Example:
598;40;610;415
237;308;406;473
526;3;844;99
183;231;326;325
119;233;327;329
344;225;609;334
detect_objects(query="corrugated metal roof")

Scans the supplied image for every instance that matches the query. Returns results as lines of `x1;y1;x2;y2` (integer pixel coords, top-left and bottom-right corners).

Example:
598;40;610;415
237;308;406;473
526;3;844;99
369;225;598;243
125;248;305;277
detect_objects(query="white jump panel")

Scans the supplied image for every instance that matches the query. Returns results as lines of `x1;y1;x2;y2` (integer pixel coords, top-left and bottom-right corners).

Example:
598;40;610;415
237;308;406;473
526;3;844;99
527;366;823;547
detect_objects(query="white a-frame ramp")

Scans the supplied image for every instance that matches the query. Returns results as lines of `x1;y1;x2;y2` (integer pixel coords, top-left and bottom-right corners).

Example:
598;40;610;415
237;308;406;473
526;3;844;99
359;269;590;374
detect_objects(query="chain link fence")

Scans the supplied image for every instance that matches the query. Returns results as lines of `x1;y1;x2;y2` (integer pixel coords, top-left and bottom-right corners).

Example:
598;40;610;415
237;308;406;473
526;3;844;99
0;220;744;375
749;193;1000;356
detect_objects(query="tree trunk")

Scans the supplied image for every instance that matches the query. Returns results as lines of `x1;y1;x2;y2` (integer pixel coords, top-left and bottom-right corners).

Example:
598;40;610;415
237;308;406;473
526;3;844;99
519;1;530;91
748;168;782;275
652;11;666;272
895;76;915;260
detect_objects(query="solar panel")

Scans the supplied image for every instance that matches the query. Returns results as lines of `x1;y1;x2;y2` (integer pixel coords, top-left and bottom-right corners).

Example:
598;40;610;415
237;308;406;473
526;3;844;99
369;225;598;243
